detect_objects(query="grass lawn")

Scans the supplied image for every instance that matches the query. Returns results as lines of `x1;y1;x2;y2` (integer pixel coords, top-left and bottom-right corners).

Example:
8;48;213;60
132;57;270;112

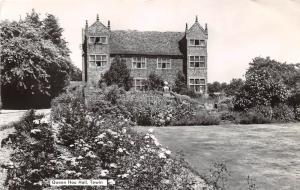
136;123;300;190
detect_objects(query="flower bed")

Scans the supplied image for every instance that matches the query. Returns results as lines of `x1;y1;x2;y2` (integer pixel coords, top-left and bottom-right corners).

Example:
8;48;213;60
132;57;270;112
2;89;208;189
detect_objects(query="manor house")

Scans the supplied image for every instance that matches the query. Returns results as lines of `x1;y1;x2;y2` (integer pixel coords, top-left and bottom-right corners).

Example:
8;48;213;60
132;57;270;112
82;14;208;93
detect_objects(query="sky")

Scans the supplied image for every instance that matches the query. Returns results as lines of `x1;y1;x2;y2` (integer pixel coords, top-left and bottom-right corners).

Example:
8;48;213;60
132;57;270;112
1;0;300;82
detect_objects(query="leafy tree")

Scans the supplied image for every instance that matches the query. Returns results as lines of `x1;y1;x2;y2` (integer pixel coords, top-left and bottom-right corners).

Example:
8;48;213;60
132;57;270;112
233;57;297;111
145;72;164;90
43;13;69;56
70;65;82;81
24;9;43;28
224;78;244;96
102;56;133;91
208;81;222;94
173;71;187;94
0;10;72;108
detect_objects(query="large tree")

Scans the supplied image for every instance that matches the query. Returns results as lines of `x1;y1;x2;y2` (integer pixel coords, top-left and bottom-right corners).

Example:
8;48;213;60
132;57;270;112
0;10;72;108
233;57;298;110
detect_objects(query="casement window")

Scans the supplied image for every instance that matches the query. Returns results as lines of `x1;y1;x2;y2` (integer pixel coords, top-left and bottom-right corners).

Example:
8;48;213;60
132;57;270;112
133;78;146;91
189;39;205;47
189;56;206;68
89;36;108;44
132;57;146;69
157;58;171;69
189;78;206;93
89;54;107;67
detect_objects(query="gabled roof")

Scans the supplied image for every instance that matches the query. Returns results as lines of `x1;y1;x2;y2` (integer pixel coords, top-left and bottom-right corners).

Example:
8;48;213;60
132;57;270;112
109;30;185;56
88;20;109;33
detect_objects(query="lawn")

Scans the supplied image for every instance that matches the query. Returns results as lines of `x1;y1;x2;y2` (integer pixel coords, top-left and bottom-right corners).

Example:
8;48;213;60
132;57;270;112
136;123;300;190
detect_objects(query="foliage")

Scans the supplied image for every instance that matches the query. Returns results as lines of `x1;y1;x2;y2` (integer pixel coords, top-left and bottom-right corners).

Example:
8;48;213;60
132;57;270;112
294;106;300;121
272;104;295;122
233;57;296;111
103;85;126;104
50;90;202;189
170;111;220;126
202;162;230;190
208;81;222;94
3;110;60;190
224;78;244;96
102;56;133;91
70;65;82;81
144;72;164;91
0;10;72;108
173;71;188;94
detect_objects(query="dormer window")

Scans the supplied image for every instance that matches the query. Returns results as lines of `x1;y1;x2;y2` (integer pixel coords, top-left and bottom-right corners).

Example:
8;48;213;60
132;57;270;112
189;39;205;47
89;36;107;44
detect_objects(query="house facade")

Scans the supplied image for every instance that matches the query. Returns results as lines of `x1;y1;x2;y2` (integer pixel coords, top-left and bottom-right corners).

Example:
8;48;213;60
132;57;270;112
82;15;208;93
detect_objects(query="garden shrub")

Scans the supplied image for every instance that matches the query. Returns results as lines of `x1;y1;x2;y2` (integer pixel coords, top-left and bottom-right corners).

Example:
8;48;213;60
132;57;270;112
3;110;60;190
103;84;126;104
237;111;272;124
50;90;203;189
171;111;220;126
272;104;295;122
295;106;300;121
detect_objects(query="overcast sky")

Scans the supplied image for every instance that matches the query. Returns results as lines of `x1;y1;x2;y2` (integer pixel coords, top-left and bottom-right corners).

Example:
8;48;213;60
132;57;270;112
1;0;300;82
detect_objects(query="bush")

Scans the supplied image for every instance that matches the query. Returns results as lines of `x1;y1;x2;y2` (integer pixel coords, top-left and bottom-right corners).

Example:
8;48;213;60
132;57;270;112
144;72;164;91
272;104;295;122
237;112;272;124
50;90;203;189
171;111;220;126
101;56;133;91
103;85;126;104
234;105;273;124
294;106;300;121
3;110;60;190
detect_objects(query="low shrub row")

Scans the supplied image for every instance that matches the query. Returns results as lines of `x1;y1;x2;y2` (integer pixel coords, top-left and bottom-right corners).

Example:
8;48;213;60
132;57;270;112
219;104;300;124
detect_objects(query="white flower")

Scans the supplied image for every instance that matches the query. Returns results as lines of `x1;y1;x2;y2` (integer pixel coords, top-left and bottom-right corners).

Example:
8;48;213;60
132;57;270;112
97;133;106;139
135;163;141;168
86;151;97;158
165;150;171;155
100;170;109;176
30;129;41;134
121;173;129;178
77;156;83;160
109;163;117;168
75;172;82;177
65;170;76;175
108;179;115;185
140;156;145;159
40;114;50;124
122;128;127;133
117;148;125;153
148;128;154;133
130;141;135;145
33;119;40;124
158;152;166;159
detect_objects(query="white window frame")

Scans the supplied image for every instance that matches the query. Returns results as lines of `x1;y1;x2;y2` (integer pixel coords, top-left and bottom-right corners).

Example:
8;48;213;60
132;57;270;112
157;58;171;69
133;78;147;91
132;57;147;69
89;54;108;67
189;78;206;93
189;55;206;68
189;39;206;47
89;36;108;44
